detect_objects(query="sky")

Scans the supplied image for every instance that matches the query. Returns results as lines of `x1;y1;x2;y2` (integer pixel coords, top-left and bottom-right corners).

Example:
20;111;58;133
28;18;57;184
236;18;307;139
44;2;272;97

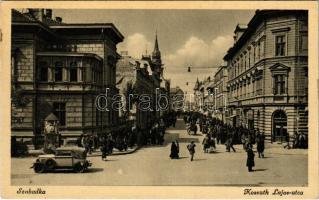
54;9;255;94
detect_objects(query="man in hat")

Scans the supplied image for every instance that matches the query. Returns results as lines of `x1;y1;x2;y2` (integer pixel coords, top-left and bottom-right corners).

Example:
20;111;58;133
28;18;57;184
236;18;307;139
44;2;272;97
187;141;196;161
246;144;255;172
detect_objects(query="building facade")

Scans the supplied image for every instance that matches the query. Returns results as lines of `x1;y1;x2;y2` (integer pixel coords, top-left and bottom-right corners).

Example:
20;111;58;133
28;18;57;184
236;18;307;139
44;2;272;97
116;33;169;130
11;9;124;144
211;66;228;122
116;52;156;130
223;10;308;142
169;86;184;111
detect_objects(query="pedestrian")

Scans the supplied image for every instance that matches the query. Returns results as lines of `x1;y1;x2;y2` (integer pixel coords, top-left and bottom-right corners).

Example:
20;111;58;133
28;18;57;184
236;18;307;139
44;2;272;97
256;131;265;158
202;135;211;153
299;132;307;149
292;131;299;149
283;133;290;149
210;136;216;151
175;139;180;157
246;144;255;172
88;136;93;154
216;125;221;144
106;135;114;156
187;141;196;161
101;138;108;161
226;133;236;152
172;115;177;128
83;135;90;154
170;141;179;159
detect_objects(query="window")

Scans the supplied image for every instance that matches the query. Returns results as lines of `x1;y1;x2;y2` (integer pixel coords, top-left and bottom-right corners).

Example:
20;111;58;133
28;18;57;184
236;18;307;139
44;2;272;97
274;75;285;95
256;78;262;95
260;41;264;59
254;46;256;64
69;62;77;82
300;35;308;51
248;51;251;68
82;67;86;82
244;55;247;71
304;67;308;96
39;61;48;81
54;61;63;82
257;42;260;59
275;35;286;56
53;102;66;126
240;58;243;73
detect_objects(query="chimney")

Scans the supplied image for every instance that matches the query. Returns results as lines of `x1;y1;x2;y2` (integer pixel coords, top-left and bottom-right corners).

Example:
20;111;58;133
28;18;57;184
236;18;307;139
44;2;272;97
28;9;45;22
45;9;52;19
55;17;62;23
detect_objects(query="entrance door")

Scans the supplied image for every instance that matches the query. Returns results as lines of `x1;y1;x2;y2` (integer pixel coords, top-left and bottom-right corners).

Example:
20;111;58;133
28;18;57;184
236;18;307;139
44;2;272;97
272;110;287;142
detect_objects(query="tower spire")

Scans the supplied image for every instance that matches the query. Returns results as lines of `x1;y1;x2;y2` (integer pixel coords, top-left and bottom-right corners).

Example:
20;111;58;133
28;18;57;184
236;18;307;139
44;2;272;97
154;30;159;52
152;30;161;60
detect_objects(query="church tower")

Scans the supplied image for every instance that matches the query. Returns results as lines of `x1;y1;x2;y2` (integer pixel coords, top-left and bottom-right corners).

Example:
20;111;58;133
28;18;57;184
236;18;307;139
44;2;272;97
151;32;163;77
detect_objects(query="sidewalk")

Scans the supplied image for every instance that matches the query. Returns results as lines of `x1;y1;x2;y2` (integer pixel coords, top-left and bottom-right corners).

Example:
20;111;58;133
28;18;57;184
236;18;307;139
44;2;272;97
28;146;140;157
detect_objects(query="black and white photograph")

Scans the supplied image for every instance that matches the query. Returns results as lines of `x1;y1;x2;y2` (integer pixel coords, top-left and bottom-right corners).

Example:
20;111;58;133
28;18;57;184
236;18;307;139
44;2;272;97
1;1;318;199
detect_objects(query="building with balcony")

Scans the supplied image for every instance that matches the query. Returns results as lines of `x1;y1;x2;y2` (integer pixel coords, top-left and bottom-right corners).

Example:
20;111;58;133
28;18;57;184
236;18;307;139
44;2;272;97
223;10;308;142
11;9;124;144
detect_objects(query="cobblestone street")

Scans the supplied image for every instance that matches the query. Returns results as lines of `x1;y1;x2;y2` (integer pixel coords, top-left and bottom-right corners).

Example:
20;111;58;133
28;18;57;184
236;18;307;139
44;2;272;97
11;119;307;186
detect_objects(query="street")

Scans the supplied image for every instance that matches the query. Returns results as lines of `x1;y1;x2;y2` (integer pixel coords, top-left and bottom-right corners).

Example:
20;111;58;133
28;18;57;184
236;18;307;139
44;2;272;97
11;119;307;186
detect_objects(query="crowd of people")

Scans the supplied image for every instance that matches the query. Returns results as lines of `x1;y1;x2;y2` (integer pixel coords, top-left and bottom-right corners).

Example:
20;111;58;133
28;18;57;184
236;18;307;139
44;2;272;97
76;111;179;160
177;111;308;172
183;112;260;153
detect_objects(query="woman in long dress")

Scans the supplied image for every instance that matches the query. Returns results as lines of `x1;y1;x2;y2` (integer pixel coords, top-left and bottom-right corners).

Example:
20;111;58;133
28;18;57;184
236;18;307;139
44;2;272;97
246;144;255;172
170;141;179;159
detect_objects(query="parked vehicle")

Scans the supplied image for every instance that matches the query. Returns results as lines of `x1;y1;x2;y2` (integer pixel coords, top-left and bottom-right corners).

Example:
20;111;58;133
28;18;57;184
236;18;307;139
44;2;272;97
32;147;91;173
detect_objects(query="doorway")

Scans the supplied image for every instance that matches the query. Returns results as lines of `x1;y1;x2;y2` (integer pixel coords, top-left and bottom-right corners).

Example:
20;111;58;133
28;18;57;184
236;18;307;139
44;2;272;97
272;110;287;142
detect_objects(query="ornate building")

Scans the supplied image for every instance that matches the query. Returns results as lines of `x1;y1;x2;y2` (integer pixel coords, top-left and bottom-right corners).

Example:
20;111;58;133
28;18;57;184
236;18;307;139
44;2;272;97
116;32;169;130
223;10;308;142
116;51;156;131
11;9;124;146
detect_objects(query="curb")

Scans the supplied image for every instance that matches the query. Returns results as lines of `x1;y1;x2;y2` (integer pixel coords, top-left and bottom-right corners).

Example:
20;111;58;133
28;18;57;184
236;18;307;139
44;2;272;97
87;146;140;157
25;146;141;158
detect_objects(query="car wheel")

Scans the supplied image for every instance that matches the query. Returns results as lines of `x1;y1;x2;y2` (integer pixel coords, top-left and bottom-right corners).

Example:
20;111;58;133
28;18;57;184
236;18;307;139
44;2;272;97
73;163;84;173
33;163;45;173
45;159;56;170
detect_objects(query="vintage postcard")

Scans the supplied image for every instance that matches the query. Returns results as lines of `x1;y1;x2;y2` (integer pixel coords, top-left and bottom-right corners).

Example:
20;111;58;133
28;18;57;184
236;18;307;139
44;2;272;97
0;1;318;199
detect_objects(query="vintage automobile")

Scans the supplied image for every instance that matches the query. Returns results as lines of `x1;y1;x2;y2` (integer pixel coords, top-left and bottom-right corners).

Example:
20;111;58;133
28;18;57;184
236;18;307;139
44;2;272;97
32;147;92;173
